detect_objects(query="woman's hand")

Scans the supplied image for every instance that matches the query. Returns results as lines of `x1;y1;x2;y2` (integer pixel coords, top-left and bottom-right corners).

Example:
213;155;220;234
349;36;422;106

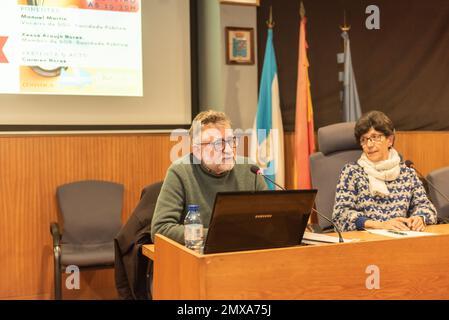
409;216;426;232
365;216;426;231
381;217;411;231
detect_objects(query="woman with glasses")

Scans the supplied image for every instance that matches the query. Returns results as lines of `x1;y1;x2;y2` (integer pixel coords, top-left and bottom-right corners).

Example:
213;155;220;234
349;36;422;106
151;110;268;245
332;110;437;232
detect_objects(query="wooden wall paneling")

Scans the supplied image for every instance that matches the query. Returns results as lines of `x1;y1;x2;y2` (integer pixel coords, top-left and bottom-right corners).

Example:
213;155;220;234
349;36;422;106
0;134;179;299
284;132;296;190
394;132;449;176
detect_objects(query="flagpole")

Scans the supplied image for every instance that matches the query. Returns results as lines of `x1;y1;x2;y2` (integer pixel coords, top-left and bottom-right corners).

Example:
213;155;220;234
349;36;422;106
300;1;305;19
340;10;351;32
340;11;350;66
267;5;275;29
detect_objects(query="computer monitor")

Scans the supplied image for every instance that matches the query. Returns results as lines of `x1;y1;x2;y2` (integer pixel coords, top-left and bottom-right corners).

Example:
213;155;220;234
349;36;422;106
203;190;317;254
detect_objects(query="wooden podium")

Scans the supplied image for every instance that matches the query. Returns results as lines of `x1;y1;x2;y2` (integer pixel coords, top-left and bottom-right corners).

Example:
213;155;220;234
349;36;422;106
142;224;449;300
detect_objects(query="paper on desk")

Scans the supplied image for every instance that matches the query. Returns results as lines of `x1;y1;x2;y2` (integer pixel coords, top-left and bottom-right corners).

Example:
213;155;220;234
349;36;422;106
302;232;358;245
365;229;437;238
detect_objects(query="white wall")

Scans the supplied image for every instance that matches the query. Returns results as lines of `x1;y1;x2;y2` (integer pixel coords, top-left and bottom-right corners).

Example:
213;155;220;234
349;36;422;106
197;1;258;130
220;4;258;130
197;0;223;113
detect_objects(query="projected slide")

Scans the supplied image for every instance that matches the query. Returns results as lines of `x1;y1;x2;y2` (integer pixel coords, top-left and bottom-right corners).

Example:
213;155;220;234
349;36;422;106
0;0;142;96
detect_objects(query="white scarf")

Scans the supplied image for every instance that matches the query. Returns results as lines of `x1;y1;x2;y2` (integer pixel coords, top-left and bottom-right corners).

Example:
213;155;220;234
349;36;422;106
357;148;401;196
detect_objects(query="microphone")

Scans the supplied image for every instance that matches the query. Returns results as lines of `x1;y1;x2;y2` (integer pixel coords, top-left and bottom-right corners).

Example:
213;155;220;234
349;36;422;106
250;165;286;191
249;165;345;243
405;160;449;223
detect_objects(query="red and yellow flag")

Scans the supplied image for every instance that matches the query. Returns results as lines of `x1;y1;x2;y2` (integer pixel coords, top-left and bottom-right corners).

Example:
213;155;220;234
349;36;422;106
294;8;315;189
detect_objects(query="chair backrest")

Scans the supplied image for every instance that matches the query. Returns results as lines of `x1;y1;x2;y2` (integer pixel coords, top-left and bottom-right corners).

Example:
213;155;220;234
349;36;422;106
57;180;124;244
114;181;163;300
426;167;449;220
310;122;362;230
139;181;164;234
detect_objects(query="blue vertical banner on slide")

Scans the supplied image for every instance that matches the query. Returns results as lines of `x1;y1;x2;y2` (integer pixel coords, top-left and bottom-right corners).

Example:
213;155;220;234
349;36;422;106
0;0;142;96
250;28;285;190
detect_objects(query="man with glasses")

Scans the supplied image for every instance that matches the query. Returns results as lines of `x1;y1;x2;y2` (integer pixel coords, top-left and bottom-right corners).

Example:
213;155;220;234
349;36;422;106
151;110;267;245
332;110;437;232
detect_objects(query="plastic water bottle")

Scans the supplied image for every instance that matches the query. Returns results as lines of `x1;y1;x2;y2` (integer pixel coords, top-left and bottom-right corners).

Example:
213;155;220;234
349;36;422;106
184;205;204;253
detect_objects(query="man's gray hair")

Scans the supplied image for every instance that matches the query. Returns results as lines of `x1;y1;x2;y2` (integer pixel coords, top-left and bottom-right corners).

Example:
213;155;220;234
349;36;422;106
189;110;231;144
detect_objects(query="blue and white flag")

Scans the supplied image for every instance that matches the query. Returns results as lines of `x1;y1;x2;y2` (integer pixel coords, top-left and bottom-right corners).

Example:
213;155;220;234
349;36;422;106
250;29;285;190
338;31;362;122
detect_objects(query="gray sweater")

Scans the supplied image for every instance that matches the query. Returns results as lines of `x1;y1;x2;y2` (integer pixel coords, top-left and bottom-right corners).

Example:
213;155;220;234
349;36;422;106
151;154;268;244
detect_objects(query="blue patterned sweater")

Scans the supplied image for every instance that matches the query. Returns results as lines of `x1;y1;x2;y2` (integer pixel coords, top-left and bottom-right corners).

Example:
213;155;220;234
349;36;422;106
332;162;437;232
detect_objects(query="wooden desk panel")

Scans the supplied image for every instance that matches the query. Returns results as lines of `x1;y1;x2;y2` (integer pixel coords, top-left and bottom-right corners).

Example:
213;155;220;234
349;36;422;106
144;224;449;299
142;244;155;261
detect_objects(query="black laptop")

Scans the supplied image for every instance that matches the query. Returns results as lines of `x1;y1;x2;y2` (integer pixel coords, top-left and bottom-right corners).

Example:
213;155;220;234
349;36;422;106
203;190;317;254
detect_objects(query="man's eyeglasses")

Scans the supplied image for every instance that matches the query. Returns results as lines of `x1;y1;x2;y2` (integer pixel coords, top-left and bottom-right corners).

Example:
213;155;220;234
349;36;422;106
198;136;238;151
360;134;384;146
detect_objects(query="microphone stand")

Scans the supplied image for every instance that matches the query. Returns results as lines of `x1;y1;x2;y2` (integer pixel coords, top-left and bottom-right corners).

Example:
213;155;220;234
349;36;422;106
312;208;344;243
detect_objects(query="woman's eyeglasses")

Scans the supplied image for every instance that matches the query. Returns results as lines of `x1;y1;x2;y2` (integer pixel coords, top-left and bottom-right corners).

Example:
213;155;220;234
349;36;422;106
360;134;384;146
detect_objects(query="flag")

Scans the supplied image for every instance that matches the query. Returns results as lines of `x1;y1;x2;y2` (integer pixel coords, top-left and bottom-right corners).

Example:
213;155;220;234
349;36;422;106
295;6;315;189
338;31;362;122
250;28;285;190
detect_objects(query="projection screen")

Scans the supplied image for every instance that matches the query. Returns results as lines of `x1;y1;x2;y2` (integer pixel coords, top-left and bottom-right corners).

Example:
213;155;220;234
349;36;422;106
0;0;195;130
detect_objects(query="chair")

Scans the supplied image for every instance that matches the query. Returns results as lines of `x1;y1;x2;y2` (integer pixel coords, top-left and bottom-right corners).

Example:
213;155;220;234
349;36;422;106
309;122;362;231
50;180;124;300
426;167;449;223
114;181;163;300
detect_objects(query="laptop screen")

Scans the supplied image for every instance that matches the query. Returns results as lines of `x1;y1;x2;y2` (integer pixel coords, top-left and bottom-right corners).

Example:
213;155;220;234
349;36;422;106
203;190;317;254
